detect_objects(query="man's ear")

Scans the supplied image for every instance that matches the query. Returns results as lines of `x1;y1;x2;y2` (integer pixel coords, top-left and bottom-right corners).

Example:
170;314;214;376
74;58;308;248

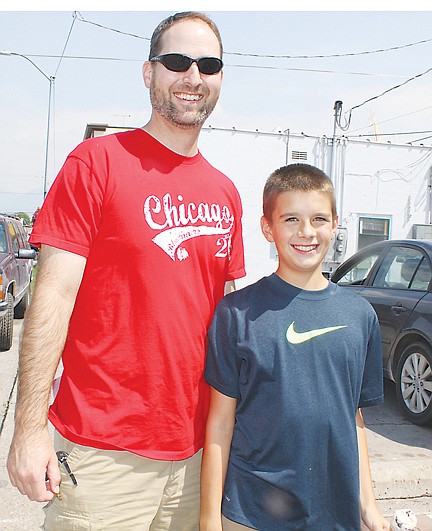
142;61;152;89
260;215;274;242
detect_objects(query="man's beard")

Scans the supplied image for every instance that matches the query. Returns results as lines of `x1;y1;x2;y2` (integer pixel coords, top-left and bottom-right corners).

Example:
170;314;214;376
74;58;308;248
150;80;219;130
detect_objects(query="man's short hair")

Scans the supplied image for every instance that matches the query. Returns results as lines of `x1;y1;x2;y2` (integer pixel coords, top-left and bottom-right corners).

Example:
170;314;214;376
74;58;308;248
149;12;223;60
263;163;337;221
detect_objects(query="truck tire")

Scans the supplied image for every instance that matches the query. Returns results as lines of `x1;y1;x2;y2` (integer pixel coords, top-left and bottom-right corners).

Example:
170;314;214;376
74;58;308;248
14;286;30;319
0;292;14;351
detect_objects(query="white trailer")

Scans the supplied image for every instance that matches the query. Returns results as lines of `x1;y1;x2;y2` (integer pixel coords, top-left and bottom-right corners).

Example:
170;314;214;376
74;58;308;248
84;124;432;289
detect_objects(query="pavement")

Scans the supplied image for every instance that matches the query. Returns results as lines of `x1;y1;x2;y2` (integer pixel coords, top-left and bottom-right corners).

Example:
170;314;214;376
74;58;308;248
1;320;431;530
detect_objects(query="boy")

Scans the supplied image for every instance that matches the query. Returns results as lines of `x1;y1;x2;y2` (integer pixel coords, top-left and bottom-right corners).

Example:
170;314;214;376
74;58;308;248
201;164;390;530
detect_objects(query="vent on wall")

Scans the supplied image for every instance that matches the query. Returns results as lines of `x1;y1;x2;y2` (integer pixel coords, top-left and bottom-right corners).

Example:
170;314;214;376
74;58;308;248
412;224;432;240
292;151;308;160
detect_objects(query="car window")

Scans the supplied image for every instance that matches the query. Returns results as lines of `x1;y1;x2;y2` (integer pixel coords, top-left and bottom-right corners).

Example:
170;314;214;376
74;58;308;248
7;222;19;254
14;221;28;248
411;258;432;291
0;223;7;252
336;253;380;286
372;246;429;290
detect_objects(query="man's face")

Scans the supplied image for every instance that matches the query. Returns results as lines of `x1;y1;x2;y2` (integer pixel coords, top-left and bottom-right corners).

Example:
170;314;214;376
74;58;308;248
144;19;223;130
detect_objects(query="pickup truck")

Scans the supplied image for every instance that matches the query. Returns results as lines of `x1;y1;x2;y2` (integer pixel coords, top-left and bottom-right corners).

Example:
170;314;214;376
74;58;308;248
0;215;37;350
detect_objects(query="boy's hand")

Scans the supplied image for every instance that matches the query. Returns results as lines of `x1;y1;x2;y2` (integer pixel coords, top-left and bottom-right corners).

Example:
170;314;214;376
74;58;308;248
361;504;391;530
199;519;223;531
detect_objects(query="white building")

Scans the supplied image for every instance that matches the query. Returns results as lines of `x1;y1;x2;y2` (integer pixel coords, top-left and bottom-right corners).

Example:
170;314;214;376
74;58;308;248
84;124;432;288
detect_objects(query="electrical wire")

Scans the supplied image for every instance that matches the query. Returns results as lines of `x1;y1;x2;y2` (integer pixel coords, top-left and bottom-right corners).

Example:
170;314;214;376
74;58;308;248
18;54;409;78
376;148;432;183
54;11;78;77
349;66;432;113
350;130;432;138
338;66;432;132
227;38;432;59
348;105;432;134
74;12;432;60
75;11;150;41
411;134;432;143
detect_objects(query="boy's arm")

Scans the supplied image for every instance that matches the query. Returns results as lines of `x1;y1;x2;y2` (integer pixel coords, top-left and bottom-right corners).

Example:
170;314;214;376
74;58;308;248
356;409;390;531
200;387;237;531
224;280;236;294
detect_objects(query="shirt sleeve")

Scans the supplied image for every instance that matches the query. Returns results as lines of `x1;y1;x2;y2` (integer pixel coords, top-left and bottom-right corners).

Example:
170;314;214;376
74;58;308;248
226;186;246;282
358;311;385;408
29;147;106;257
205;296;241;399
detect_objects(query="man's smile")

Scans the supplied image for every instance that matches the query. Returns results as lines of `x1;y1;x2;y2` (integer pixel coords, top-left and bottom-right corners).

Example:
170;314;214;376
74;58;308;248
175;92;203;101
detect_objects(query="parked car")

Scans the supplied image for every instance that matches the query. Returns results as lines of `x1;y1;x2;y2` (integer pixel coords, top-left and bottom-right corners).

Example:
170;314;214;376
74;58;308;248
331;239;432;426
0;215;36;351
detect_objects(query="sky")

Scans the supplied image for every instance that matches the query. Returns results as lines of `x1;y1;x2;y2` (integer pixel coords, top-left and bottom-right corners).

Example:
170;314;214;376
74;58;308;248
1;4;432;216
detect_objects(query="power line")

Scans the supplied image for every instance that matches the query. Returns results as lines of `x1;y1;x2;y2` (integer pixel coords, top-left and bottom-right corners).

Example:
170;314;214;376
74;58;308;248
350;130;432;138
411;134;432;144
74;12;432;60
18;54;408;78
75;11;150;42
348;105;432;133
349;66;432;113
227;39;432;59
338;66;432;132
54;11;78;77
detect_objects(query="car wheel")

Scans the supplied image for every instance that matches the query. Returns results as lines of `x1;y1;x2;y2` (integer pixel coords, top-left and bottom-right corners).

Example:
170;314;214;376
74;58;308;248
395;341;432;426
0;292;14;351
14;286;30;319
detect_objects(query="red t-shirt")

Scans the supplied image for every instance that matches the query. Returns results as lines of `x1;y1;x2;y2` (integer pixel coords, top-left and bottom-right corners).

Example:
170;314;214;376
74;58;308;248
30;129;245;460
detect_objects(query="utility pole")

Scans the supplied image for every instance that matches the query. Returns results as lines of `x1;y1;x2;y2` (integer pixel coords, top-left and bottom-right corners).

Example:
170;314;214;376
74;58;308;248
0;51;54;201
328;100;347;269
329;100;343;182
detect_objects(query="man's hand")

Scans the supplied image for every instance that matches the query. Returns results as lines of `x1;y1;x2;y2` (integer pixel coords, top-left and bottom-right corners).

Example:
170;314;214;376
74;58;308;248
7;427;61;502
6;246;85;503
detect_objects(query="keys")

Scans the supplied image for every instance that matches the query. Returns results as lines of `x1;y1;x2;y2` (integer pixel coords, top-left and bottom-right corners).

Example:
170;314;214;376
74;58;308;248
56;451;78;486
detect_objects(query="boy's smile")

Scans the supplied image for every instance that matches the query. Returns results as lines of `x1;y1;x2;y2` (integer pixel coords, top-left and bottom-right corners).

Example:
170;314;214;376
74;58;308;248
261;190;338;290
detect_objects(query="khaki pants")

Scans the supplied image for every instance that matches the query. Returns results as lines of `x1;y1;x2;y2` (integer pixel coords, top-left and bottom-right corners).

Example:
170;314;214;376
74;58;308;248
222;515;256;530
43;432;201;530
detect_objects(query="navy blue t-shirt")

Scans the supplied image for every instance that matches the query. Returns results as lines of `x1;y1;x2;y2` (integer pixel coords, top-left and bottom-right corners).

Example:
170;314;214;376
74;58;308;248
205;274;384;530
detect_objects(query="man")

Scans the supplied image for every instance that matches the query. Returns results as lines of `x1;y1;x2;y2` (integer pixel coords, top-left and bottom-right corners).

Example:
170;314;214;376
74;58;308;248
7;12;245;530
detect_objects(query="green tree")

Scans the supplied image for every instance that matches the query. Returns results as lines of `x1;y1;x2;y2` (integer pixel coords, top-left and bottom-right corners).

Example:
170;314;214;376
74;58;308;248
13;212;31;225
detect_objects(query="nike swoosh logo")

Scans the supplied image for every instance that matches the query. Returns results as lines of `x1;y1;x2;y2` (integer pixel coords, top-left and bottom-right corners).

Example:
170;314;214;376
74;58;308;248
286;322;347;344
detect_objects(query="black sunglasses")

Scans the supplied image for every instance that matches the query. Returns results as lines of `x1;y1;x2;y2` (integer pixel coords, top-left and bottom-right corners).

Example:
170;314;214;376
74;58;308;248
150;53;223;75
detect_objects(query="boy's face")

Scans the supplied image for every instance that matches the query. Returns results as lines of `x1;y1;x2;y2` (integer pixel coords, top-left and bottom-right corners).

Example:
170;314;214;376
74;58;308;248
261;190;338;289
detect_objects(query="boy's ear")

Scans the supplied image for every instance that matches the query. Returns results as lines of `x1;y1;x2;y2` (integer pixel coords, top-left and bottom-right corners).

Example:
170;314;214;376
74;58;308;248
332;215;339;238
260;216;274;242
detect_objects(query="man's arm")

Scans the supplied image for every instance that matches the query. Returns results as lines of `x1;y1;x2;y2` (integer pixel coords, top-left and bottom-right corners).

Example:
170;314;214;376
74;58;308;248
7;245;86;502
357;409;390;531
200;388;237;531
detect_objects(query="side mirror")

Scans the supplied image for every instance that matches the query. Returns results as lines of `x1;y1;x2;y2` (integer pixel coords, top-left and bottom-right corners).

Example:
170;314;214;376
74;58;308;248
17;248;37;260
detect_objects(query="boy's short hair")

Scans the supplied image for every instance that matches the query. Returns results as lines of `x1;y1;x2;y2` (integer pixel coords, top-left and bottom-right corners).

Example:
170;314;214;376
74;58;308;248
149;12;223;60
263;163;337;221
